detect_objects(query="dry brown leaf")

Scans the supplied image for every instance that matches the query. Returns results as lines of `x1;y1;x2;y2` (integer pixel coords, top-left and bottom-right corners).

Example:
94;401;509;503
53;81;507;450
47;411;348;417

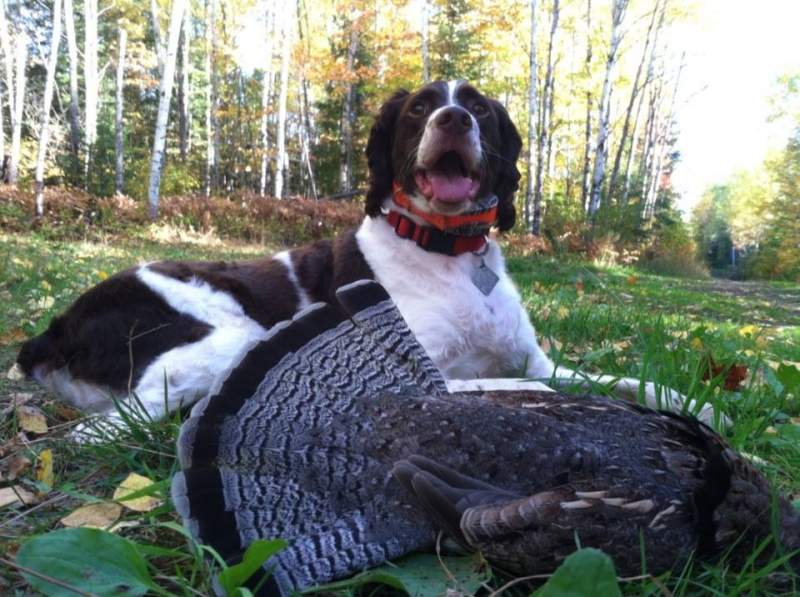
113;472;162;512
0;327;27;346
6;362;25;381
35;448;54;490
60;502;122;529
17;405;48;434
0;485;37;508
6;454;31;480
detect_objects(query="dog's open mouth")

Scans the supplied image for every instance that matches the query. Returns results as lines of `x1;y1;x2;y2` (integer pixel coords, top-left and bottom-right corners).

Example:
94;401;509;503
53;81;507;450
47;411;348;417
414;151;480;204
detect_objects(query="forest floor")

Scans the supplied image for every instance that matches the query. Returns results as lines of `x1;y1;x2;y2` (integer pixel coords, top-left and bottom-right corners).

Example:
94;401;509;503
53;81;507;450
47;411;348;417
1;229;800;595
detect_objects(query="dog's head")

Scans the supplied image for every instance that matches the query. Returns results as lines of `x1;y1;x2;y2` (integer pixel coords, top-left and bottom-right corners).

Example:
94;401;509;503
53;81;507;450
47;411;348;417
365;80;522;231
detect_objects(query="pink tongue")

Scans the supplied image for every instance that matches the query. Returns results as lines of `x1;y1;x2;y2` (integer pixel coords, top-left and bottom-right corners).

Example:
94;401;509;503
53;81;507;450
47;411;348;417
427;173;476;203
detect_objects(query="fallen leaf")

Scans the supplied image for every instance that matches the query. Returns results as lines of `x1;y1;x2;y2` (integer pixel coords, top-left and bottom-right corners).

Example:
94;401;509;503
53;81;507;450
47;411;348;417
97;270;109;281
35;449;54;490
557;306;570;319
575;279;585;295
2;392;34;416
60;502;122;529
0;327;27;346
6;362;25;381
702;358;749;392
7;454;32;479
690;337;704;350
626;275;638;285
0;485;37;508
17;405;48;434
113;473;162;512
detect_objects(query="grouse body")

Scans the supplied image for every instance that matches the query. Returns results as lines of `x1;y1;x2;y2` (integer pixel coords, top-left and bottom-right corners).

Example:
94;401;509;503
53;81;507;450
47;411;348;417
172;280;800;595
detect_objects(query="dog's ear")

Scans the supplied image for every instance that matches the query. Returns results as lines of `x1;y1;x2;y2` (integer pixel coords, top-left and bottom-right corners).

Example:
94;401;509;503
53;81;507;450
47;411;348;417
365;89;410;217
490;100;522;232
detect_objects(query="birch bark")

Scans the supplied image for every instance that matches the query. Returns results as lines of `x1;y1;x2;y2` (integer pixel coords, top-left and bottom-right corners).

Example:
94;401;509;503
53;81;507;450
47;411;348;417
63;0;81;157
115;28;127;195
587;0;628;219
259;0;275;196
148;0;188;219
273;3;293;198
579;0;592;213
339;23;359;192
84;0;99;188
8;32;26;185
34;0;62;216
524;0;538;232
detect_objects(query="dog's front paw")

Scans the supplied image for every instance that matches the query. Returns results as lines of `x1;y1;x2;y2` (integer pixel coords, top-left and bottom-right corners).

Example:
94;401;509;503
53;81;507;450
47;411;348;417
641;382;731;428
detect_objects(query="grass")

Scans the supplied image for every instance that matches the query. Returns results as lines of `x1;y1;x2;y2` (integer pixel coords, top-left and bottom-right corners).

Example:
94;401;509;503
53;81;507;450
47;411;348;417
1;230;800;595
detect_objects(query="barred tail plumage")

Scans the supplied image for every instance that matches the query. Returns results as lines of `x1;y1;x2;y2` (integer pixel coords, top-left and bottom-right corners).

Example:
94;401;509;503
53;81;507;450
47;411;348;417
172;280;445;595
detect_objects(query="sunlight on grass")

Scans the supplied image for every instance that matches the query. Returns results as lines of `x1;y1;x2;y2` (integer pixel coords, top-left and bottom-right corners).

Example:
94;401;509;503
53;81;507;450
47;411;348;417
1;235;799;595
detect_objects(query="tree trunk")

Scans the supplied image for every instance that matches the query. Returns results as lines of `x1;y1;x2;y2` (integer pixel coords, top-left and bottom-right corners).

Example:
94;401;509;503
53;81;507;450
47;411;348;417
273;3;293;199
0;0;14;178
259;0;275;196
587;0;628;219
34;0;62;216
115;28;127;195
421;0;430;83
607;0;664;203
339;24;359;193
644;54;684;221
8;32;26;185
524;0;538;232
296;0;317;199
84;0;98;189
204;0;218;196
178;5;191;159
579;0;592;213
532;0;559;235
148;0;188;220
61;0;81;158
639;69;664;209
151;0;165;75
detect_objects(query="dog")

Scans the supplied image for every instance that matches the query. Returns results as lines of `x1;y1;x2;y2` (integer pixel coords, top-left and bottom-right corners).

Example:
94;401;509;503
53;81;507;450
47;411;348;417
16;80;720;435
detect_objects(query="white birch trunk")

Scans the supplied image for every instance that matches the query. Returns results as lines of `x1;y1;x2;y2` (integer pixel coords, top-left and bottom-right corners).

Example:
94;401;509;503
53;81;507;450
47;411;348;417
148;0;188;220
178;5;191;158
115;28;127;195
151;0;165;75
607;0;664;202
339;24;358;192
34;0;62;215
259;0;275;196
524;0;538;231
587;0;628;219
273;3;293;199
84;0;98;188
0;0;14;178
204;0;218;195
421;0;430;84
63;0;81;157
580;0;592;213
8;32;26;185
532;0;559;235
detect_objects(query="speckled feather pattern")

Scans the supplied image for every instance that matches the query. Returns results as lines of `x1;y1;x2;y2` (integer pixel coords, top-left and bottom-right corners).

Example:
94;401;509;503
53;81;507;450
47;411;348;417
173;280;800;596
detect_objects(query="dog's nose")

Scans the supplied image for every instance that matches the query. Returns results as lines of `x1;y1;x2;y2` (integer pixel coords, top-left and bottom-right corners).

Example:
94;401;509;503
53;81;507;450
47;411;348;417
433;106;473;135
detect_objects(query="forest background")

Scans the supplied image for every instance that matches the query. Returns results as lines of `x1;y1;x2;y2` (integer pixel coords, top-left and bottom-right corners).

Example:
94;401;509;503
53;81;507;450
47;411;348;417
0;0;797;281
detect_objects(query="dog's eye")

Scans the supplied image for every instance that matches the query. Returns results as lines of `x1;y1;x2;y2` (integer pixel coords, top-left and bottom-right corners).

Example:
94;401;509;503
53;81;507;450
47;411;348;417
472;102;489;117
409;101;427;116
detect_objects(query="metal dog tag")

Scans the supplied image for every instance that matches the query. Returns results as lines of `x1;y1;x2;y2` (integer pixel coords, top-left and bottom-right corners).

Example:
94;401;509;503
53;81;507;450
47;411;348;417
471;258;499;296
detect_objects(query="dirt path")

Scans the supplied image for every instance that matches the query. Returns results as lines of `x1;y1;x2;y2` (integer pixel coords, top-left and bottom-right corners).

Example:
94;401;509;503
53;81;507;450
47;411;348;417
685;278;800;325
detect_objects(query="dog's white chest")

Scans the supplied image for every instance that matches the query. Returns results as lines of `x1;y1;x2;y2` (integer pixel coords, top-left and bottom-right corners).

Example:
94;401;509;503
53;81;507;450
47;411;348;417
356;218;527;379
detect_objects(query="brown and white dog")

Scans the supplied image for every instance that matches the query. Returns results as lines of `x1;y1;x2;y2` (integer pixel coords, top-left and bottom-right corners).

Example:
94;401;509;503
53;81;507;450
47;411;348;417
16;81;720;436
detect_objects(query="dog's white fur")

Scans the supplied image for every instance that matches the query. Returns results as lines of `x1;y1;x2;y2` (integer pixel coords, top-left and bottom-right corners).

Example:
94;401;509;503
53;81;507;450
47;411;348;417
58;79;723;438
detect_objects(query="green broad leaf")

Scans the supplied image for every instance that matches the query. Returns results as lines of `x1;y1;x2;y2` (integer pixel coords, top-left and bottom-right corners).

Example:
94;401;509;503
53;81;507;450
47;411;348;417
16;528;153;597
535;548;622;597
776;363;800;395
218;539;288;596
305;553;488;596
